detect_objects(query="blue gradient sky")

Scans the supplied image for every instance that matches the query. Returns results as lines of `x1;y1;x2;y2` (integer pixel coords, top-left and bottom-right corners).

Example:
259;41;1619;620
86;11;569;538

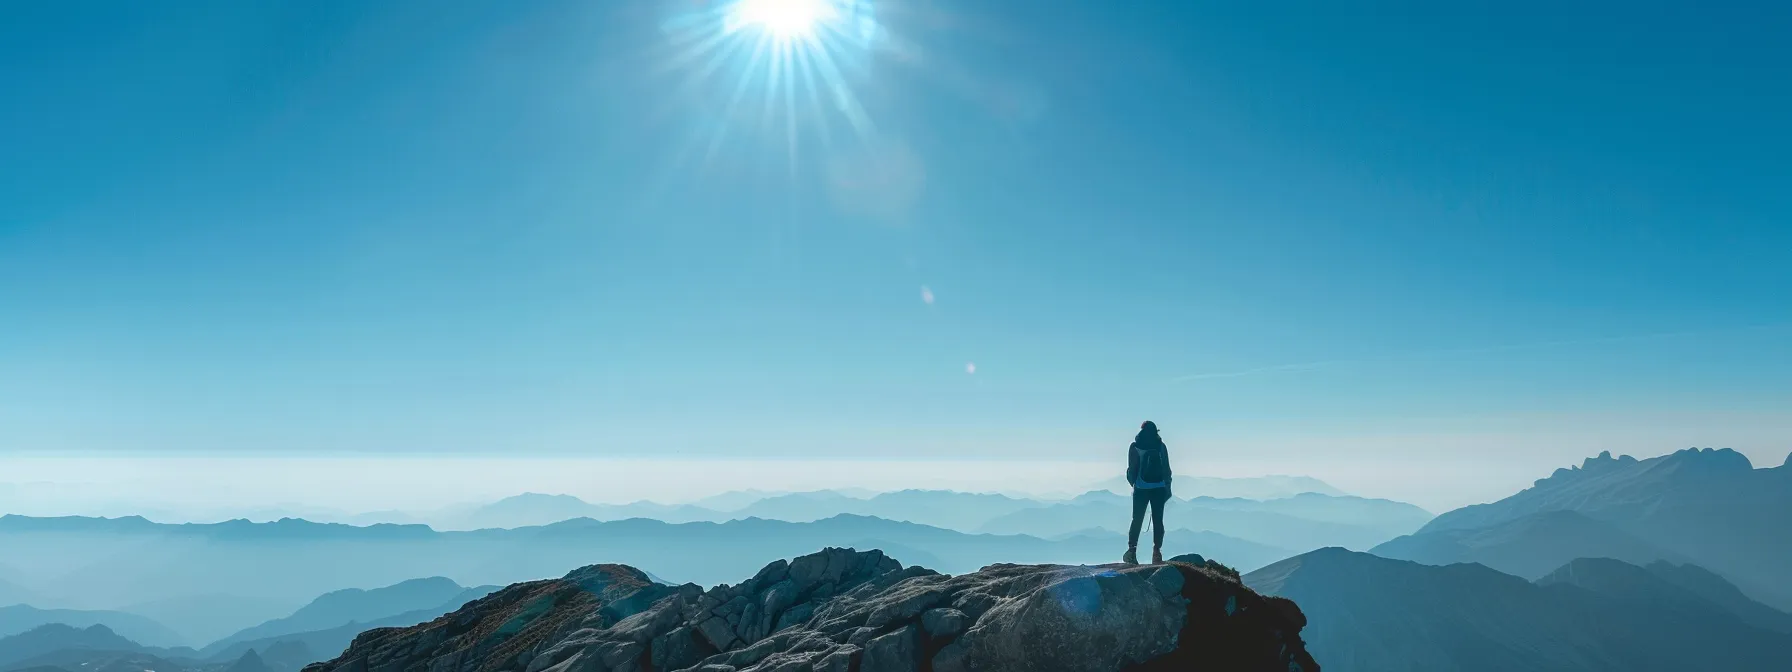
3;1;1789;500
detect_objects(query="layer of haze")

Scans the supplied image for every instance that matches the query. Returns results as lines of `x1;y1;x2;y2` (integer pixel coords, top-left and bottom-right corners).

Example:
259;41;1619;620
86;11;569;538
3;0;1789;516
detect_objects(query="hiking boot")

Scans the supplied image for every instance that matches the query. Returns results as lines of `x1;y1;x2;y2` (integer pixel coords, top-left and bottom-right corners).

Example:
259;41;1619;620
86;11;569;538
1152;548;1164;564
1122;547;1139;565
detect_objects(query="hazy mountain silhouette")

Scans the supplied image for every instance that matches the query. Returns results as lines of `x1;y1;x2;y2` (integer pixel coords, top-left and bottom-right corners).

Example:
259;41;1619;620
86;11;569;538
1416;448;1792;609
1192;493;1431;530
201;579;496;657
0;624;195;668
443;493;720;530
0;580;36;611
689;489;788;512
1;649;194;672
1245;548;1791;671
717;490;867;522
0;606;185;649
1092;475;1347;499
1634;559;1792;633
200;593;491;670
720;490;1051;530
118;595;298;650
221;650;270;672
977;493;1427;551
255;641;314;672
0;513;1285;619
1371;509;1684;580
1537;557;1792;634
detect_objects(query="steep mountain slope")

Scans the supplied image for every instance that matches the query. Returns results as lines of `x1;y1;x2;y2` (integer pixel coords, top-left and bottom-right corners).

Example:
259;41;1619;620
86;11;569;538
1370;509;1681;579
1419;447;1792;608
303;547;1316;672
1636;560;1792;633
0;605;185;648
204;580;496;656
1244;548;1790;671
1534;557;1791;628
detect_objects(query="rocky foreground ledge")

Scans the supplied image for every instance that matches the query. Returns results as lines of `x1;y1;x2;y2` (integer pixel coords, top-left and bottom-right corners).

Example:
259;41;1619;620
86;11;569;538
302;548;1318;672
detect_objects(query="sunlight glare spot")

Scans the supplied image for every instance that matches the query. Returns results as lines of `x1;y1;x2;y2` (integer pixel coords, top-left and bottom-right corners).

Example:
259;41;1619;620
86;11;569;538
731;0;837;40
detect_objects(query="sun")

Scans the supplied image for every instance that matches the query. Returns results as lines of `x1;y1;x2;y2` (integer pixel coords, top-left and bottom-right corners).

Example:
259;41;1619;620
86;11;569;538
730;0;839;40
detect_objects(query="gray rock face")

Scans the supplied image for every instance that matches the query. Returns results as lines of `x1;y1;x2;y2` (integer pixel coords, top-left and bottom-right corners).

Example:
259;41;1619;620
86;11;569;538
859;624;919;672
303;548;1317;672
919;608;966;639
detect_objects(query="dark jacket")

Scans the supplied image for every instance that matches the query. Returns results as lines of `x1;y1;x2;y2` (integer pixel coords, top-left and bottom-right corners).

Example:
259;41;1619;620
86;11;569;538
1126;431;1173;489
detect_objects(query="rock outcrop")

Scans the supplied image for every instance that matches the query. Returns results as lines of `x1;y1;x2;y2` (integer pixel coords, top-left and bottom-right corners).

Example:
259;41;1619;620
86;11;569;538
301;548;1317;672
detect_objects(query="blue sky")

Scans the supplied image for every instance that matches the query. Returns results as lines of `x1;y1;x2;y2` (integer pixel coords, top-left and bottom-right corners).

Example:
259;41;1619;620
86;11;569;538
2;1;1789;498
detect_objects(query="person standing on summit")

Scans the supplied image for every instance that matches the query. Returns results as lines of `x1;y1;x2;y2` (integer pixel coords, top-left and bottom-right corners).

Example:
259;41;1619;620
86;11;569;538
1124;420;1173;564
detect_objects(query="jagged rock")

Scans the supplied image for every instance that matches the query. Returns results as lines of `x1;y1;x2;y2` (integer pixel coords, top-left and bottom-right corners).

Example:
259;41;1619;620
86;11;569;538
810;645;858;672
303;548;1317;672
920;608;966;639
859;624;919;672
1168;553;1242;582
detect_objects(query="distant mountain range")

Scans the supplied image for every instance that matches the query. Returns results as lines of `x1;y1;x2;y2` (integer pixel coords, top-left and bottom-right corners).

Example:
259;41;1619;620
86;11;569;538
1090;474;1347;499
1371;509;1685;579
436;489;1055;531
0;481;1386;653
1;574;501;672
1245;548;1792;671
442;487;1417;550
200;584;497;671
0;581;36;612
979;492;1431;551
41;477;1348;531
8;451;1784;671
0;512;1289;621
1375;447;1792;610
3;649;197;672
0;624;196;669
0;606;185;649
117;595;299;650
201;578;497;658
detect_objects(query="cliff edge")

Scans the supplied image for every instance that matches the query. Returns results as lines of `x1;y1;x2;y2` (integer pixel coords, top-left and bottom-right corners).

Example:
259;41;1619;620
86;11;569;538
301;548;1317;672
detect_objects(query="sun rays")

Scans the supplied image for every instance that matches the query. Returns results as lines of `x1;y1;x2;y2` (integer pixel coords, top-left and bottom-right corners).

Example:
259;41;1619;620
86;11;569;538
658;0;883;174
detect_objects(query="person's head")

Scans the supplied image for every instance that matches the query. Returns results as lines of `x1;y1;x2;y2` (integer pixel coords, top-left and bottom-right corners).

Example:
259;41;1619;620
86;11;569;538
1137;420;1160;443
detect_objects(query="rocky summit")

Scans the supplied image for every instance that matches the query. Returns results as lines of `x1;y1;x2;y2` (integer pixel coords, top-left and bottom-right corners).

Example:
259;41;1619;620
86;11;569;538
300;548;1316;672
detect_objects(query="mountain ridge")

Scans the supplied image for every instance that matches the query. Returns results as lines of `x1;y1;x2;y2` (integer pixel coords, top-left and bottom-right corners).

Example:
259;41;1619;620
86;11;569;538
1410;447;1792;609
1245;547;1791;671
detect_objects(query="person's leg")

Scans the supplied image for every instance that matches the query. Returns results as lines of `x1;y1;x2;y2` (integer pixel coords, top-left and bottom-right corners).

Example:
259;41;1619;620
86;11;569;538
1128;488;1148;549
1150;488;1168;553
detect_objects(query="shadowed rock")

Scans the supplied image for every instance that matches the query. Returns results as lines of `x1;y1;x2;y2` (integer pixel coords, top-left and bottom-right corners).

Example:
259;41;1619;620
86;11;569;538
302;548;1317;672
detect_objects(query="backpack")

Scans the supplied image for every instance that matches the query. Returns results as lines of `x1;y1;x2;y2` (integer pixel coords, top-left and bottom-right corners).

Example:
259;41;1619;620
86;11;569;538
1137;444;1169;484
